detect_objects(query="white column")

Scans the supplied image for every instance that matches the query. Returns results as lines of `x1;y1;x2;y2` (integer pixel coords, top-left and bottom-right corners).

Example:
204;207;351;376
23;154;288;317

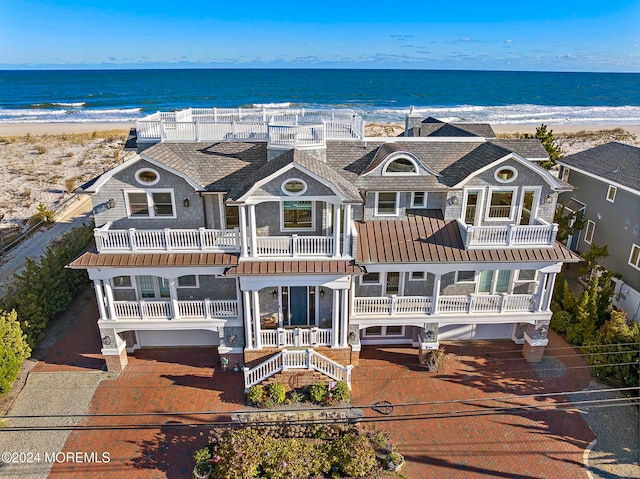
248;204;258;258
340;288;349;347
333;203;342;258
342;204;352;257
536;272;548;311
239;205;248;257
252;290;262;349
94;281;108;320
432;274;441;314
243;290;253;349
543;272;557;311
104;282;117;320
168;277;180;319
331;288;339;347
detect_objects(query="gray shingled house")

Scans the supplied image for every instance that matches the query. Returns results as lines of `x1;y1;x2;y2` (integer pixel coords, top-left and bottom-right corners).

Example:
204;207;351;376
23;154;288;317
70;106;579;389
558;142;640;321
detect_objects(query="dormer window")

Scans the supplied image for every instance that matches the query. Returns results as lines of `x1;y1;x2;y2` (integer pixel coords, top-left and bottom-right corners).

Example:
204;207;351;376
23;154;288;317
383;157;418;175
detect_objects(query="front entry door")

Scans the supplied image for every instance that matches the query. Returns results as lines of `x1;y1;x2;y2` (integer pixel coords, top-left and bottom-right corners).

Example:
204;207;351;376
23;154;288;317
289;286;308;326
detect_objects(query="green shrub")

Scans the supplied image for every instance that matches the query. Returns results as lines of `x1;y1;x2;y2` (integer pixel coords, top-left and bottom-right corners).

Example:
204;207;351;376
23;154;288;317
0;310;31;396
193;446;212;464
566;323;584;345
268;382;286;404
551;310;574;334
331;381;350;401
246;385;266;406
286;389;306;404
308;382;328;403
329;433;378;477
0;224;93;348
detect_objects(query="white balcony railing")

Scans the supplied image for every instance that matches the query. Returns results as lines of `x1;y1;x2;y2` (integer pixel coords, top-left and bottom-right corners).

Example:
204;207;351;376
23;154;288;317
94;223;241;253
243;348;352;390
253;235;335;257
459;219;558;249
353;294;537;316
111;299;238;320
136;107;365;143
260;327;333;348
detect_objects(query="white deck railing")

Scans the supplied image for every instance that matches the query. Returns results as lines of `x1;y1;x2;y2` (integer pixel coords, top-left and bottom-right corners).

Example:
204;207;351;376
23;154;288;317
243;348;352;390
253;235;335;257
94;223;241;253
260;327;333;348
459;219;558;249
353;294;537;316
136;107;365;144
111;299;238;320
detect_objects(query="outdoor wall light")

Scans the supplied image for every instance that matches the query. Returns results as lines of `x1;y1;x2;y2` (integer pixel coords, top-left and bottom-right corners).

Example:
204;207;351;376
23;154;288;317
538;326;548;338
228;333;236;344
107;198;116;209
102;335;112;346
183;198;190;208
320;288;325;298
449;196;459;205
425;329;436;340
272;289;278;299
545;194;553;204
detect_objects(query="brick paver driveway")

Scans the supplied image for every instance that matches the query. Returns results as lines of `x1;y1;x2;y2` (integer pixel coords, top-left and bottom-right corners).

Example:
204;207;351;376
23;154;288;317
352;334;595;479
42;301;594;478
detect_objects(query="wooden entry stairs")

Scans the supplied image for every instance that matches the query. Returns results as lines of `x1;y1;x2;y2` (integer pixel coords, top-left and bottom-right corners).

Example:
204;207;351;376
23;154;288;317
243;348;352;391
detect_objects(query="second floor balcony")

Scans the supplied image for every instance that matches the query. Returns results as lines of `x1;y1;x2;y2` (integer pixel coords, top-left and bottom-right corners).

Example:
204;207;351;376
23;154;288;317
458;219;558;249
94;223;241;253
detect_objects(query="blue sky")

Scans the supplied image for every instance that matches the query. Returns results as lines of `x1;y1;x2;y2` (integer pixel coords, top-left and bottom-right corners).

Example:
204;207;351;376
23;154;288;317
1;1;639;71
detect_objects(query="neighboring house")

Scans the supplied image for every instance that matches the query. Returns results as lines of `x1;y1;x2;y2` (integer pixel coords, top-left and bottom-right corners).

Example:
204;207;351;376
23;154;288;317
70;106;579;389
558;142;640;321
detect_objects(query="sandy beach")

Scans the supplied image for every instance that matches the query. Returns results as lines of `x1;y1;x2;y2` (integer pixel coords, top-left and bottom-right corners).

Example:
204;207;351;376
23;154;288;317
0;121;638;242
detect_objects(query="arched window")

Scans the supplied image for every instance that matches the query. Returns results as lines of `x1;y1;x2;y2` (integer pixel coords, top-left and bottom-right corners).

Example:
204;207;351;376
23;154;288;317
384;157;417;174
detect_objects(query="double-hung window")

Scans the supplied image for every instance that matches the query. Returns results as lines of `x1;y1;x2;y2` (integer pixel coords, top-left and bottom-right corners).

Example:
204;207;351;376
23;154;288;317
376;192;399;215
629;244;640;270
126;190;175;218
584;220;596;244
486;189;516;221
282;201;313;230
411;192;427;208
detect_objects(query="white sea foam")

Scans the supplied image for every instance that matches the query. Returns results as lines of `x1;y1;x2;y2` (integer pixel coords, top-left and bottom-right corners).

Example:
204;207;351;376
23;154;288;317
0;107;142;123
362;104;640;125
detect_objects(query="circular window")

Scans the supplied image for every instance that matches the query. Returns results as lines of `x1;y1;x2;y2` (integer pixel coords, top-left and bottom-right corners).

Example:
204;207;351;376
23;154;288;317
495;166;518;183
281;178;307;195
135;168;160;186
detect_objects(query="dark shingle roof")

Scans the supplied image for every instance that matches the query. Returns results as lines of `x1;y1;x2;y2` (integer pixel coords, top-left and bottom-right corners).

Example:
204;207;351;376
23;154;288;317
408;121;496;138
438;142;513;187
226;149;362;201
558;142;640;192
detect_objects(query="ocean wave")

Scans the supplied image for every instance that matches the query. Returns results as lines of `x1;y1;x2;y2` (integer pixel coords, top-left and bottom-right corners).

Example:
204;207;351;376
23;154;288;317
360;104;640;125
30;102;87;109
0;106;143;124
252;102;292;108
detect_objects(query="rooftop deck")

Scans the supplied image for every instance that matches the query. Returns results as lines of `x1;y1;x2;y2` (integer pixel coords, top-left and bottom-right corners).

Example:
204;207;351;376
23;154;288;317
136;107;365;146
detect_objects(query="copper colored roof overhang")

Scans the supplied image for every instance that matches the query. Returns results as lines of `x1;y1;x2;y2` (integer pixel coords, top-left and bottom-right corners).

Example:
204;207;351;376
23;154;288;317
68;249;239;269
226;260;365;276
355;214;581;264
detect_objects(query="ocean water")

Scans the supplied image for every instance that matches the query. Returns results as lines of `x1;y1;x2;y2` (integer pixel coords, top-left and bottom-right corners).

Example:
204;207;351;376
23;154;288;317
0;69;639;125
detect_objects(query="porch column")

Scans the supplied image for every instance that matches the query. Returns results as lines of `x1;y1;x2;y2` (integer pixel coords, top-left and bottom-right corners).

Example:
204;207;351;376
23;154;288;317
543;272;557;311
333;203;342;258
252;290;262;349
248;204;258;258
243;290;253;349
168;277;180;319
332;288;340;347
103;282;117;320
239;205;248;257
340;288;349;347
94;281;108;320
342;204;352;256
432;273;441;314
536;272;548;311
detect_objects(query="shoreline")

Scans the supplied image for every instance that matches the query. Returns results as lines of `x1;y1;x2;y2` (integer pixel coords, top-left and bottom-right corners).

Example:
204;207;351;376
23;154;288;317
0;121;638;137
